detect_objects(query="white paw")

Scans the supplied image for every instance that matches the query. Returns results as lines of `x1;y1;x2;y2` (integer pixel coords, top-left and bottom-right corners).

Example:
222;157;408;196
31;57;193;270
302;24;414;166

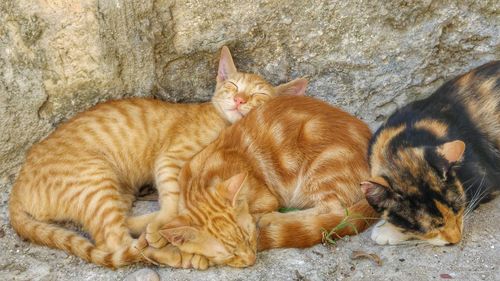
371;220;411;245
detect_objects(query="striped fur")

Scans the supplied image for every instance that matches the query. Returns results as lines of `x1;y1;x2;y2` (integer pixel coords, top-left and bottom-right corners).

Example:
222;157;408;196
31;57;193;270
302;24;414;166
363;61;500;246
152;96;378;268
8;46;306;268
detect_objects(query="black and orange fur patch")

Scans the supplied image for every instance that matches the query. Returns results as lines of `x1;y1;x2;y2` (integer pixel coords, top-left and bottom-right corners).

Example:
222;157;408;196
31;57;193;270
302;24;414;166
367;61;499;235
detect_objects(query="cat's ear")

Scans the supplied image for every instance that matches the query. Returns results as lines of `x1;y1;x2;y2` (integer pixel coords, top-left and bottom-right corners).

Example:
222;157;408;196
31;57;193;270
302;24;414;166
159;216;199;246
437;140;465;164
220;172;248;207
217;46;237;83
275;78;308;96
361;177;390;209
428;140;465;179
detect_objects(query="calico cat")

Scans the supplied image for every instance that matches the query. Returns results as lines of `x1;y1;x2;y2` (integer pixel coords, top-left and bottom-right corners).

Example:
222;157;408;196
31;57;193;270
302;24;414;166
8;46;307;268
130;95;378;268
361;61;499;246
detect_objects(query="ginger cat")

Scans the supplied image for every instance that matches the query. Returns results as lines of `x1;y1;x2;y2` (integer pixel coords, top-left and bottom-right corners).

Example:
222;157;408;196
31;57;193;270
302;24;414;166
8;46;307;268
134;95;378;268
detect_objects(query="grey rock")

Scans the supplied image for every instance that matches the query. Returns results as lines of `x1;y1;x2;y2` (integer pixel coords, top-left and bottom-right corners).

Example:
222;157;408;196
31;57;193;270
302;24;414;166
123;268;161;281
1;0;498;180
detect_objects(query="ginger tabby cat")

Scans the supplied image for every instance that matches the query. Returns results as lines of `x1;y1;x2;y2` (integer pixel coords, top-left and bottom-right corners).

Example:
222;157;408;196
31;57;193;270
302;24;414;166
8;46;307;268
132;95;378;268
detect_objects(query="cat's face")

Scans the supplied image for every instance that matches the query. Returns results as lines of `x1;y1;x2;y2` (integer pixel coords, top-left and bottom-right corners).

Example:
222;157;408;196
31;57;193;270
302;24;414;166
159;173;257;267
212;46;307;123
362;140;467;245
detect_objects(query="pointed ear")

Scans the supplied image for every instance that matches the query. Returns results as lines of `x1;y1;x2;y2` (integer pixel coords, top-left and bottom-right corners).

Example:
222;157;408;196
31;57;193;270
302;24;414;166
220;172;248;207
217;46;237;83
367;176;390;188
361;180;389;209
437;140;465;164
275;78;308;96
158;216;199;247
159;226;199;247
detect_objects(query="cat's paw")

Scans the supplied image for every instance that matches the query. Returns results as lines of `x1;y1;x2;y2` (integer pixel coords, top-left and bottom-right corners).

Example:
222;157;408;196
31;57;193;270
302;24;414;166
256;212;280;229
180;252;209;270
371;220;411;245
146;223;169;249
143;244;182;267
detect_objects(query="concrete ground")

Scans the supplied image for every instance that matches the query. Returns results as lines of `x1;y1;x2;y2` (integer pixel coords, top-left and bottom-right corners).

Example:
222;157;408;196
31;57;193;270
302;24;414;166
0;178;498;281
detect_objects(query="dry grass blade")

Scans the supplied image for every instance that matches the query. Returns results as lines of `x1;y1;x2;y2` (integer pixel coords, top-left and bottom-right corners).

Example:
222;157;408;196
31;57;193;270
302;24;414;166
351;250;383;266
321;208;378;245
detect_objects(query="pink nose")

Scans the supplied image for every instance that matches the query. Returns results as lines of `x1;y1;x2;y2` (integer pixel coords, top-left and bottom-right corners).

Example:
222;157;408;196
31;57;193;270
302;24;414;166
234;96;246;105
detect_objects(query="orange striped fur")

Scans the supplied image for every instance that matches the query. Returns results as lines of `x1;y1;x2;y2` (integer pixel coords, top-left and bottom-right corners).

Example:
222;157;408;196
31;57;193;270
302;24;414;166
9;46;307;268
152;96;378;268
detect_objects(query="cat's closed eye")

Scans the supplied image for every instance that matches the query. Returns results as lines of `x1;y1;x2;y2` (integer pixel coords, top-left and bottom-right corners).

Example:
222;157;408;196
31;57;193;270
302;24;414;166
224;82;238;90
251;92;269;97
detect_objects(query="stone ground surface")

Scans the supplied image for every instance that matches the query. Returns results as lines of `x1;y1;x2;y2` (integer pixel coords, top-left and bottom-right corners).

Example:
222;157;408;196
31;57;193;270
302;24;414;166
0;178;498;281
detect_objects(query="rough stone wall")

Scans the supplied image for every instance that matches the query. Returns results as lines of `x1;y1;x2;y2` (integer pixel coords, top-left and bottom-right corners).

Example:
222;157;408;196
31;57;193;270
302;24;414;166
0;0;498;180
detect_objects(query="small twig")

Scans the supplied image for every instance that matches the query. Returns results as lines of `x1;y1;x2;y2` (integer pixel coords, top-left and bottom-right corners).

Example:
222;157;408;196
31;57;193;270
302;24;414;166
351;250;383;266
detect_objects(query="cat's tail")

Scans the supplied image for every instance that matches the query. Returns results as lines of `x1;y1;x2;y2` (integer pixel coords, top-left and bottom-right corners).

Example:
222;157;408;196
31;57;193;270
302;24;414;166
9;201;144;268
257;199;379;250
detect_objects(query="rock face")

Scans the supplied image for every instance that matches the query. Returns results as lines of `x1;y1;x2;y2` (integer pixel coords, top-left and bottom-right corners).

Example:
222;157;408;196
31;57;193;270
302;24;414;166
0;0;498;179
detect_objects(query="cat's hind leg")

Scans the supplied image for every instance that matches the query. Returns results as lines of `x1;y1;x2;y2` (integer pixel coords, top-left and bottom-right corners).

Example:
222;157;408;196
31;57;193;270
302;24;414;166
79;180;191;268
81;177;135;252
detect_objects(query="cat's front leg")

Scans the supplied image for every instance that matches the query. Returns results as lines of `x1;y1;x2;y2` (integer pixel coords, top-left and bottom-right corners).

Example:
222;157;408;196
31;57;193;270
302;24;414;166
142;244;210;270
370;220;412;245
146;152;186;248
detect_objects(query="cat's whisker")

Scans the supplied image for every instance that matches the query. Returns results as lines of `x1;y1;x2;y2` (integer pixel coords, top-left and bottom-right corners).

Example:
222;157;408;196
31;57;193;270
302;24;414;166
464;173;488;217
462;176;480;194
466;188;490;216
466;174;484;204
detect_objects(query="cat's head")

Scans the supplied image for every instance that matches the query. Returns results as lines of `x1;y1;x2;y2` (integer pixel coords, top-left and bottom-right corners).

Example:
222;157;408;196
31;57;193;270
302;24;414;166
212;46;308;123
159;173;257;267
362;140;467;245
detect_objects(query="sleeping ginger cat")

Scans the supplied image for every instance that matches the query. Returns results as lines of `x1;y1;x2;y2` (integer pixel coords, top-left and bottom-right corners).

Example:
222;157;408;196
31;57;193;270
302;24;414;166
131;95;378;268
8;46;307;268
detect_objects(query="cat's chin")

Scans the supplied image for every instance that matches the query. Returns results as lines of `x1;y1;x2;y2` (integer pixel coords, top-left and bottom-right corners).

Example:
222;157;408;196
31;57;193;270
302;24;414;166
212;101;243;123
371;220;458;246
424;236;451;246
223;109;244;123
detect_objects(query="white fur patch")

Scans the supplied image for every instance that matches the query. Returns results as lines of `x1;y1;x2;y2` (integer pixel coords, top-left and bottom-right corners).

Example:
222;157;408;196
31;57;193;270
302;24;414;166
370;220;412;245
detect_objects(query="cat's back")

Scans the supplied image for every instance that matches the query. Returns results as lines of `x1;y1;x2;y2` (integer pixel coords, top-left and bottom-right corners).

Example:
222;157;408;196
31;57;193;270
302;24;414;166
242;95;371;148
20;98;212;184
229;95;372;207
450;61;500;147
27;98;193;156
379;62;499;148
224;95;372;184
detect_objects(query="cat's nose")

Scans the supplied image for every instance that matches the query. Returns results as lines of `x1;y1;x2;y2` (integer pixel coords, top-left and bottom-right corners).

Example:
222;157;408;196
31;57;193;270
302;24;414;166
242;250;256;265
446;234;462;245
234;95;246;105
